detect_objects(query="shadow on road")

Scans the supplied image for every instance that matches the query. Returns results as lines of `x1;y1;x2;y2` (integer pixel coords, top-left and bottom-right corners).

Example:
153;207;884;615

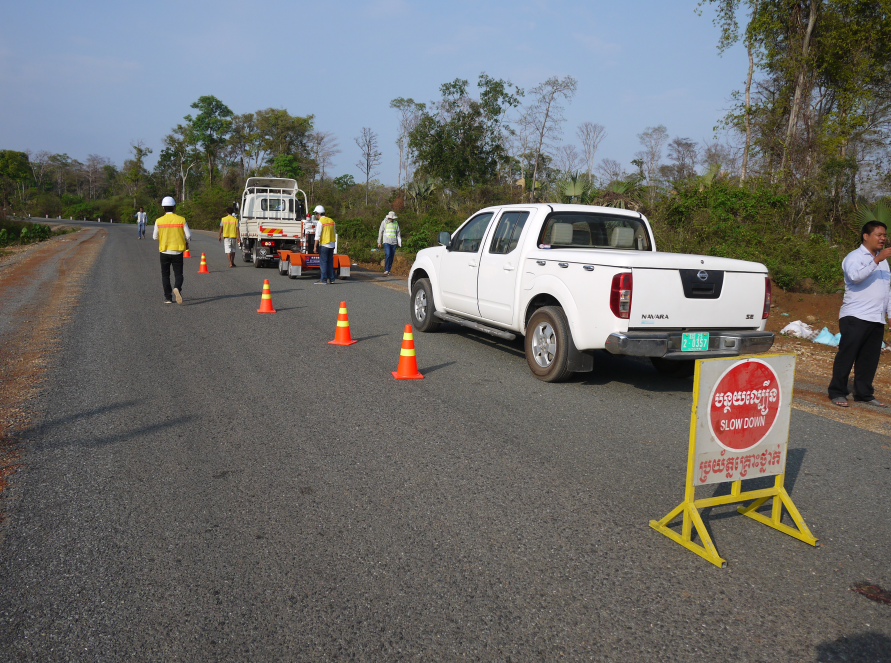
352;334;390;342
23;400;196;450
816;631;891;662
187;290;301;306
421;361;457;374
695;448;807;545
441;325;694;394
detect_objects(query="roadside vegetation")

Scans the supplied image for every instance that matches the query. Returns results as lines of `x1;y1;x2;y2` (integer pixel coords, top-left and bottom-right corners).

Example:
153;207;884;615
0;213;77;257
0;1;888;288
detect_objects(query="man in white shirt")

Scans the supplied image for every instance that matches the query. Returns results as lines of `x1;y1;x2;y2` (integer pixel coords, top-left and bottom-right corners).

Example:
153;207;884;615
828;221;891;407
135;207;147;239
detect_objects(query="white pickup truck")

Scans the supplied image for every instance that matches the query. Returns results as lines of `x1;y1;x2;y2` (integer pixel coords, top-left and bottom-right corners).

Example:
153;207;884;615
407;204;774;382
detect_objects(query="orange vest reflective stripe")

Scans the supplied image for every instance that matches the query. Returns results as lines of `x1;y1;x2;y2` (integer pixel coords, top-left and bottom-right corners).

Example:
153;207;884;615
221;215;238;238
157;214;186;252
319;216;336;245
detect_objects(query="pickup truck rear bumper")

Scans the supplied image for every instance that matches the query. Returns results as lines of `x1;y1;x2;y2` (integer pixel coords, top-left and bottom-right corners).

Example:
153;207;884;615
604;330;774;359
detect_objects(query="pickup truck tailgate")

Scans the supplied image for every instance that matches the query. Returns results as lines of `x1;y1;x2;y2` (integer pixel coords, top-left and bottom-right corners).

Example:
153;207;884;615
630;268;766;329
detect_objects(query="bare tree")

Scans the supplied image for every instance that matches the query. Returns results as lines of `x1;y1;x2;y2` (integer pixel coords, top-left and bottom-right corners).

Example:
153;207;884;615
702;138;742;178
26;150;52;190
664;136;699;181
84;154;109;200
526;75;578;201
308;130;341;181
354;127;382;206
554;144;582;175
635;125;668;205
596;158;626;185
390;98;426;189
576;122;606;183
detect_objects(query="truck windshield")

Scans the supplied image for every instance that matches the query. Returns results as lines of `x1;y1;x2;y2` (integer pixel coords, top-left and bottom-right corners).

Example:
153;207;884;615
538;212;651;251
260;198;285;212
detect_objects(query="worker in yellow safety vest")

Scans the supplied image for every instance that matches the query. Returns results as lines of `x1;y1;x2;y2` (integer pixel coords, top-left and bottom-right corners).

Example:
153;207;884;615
377;211;402;276
312;204;337;285
218;207;239;268
153;196;191;304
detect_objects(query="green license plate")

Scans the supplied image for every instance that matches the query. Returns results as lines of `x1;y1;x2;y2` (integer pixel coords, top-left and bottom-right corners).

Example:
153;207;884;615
681;332;709;352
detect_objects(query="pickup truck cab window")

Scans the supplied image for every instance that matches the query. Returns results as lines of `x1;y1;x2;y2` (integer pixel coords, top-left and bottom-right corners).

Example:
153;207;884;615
451;213;494;252
489;211;529;254
539;212;652;251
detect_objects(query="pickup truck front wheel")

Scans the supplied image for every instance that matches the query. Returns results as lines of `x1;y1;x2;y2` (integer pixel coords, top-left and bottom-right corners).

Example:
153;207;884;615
525;306;573;383
410;278;441;333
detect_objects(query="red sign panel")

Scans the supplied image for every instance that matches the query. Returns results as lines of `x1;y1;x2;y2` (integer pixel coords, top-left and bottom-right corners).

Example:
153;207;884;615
708;359;781;452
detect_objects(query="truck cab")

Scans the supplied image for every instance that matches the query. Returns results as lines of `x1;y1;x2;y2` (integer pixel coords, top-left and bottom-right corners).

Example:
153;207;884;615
238;177;308;267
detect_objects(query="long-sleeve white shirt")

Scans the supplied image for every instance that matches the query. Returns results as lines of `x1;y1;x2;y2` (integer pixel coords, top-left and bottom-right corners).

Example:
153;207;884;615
377;219;402;246
152;214;192;255
839;244;891;323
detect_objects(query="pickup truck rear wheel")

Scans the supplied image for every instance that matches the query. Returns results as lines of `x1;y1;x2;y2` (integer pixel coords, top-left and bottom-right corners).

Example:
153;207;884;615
525;306;573;383
410;278;440;333
252;247;261;268
650;357;695;378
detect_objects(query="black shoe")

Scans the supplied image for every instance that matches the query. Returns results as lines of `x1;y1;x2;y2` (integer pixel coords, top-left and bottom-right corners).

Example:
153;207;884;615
328;279;334;284
164;299;173;304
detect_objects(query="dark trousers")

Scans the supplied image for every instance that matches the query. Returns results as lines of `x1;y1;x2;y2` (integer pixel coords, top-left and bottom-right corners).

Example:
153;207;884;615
383;243;396;272
828;316;885;401
160;252;184;301
319;245;335;281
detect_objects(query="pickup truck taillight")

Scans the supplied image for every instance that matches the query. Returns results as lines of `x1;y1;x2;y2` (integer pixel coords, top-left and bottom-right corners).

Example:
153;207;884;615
610;272;633;319
763;277;771;319
261;240;275;247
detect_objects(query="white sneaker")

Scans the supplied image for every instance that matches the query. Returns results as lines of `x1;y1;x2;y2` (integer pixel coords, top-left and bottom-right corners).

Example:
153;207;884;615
173;288;182;304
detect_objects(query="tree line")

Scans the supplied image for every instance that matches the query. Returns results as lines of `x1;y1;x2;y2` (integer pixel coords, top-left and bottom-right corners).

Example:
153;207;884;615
1;1;888;289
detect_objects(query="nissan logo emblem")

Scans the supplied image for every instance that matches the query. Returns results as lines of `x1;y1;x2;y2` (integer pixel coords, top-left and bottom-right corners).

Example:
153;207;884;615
697;270;709;281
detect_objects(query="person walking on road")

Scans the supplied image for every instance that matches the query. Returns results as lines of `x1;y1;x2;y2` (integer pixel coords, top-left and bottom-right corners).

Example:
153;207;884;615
828;220;891;407
312;205;336;285
135;207;147;239
377;211;402;276
152;196;191;305
218;207;238;268
303;214;315;254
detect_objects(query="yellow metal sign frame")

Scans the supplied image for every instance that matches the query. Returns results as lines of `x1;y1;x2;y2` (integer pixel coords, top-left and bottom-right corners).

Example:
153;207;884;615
649;353;818;568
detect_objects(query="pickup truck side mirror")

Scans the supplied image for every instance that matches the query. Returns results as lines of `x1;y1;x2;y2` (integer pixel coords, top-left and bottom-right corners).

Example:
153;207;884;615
438;231;452;248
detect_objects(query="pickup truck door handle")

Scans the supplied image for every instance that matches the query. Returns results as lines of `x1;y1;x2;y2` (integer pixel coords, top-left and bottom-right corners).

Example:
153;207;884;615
468;260;478;267
503;264;515;271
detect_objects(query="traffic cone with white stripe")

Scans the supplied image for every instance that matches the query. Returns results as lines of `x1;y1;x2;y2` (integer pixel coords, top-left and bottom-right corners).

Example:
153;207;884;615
257;279;276;313
328;301;358;345
198;253;209;273
392;324;424;379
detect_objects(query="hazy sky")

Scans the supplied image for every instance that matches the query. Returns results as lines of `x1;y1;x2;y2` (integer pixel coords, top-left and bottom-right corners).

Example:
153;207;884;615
0;0;749;187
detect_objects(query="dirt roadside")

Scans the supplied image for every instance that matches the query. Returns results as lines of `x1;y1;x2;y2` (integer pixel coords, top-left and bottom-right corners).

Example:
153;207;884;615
0;228;106;521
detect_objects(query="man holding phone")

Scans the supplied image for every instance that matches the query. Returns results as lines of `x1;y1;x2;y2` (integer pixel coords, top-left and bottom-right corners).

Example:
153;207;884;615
828;220;891;407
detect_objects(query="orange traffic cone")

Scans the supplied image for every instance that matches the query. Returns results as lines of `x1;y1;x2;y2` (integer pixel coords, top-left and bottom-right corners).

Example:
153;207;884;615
328;301;358;345
392;324;424;379
184;249;192;258
257;279;276;313
198;253;209;273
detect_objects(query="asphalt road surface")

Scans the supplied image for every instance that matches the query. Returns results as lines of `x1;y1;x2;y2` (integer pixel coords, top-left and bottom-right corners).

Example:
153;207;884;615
1;222;890;662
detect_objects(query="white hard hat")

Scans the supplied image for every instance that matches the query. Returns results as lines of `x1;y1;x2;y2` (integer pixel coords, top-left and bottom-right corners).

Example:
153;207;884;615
161;196;176;206
313;205;325;214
